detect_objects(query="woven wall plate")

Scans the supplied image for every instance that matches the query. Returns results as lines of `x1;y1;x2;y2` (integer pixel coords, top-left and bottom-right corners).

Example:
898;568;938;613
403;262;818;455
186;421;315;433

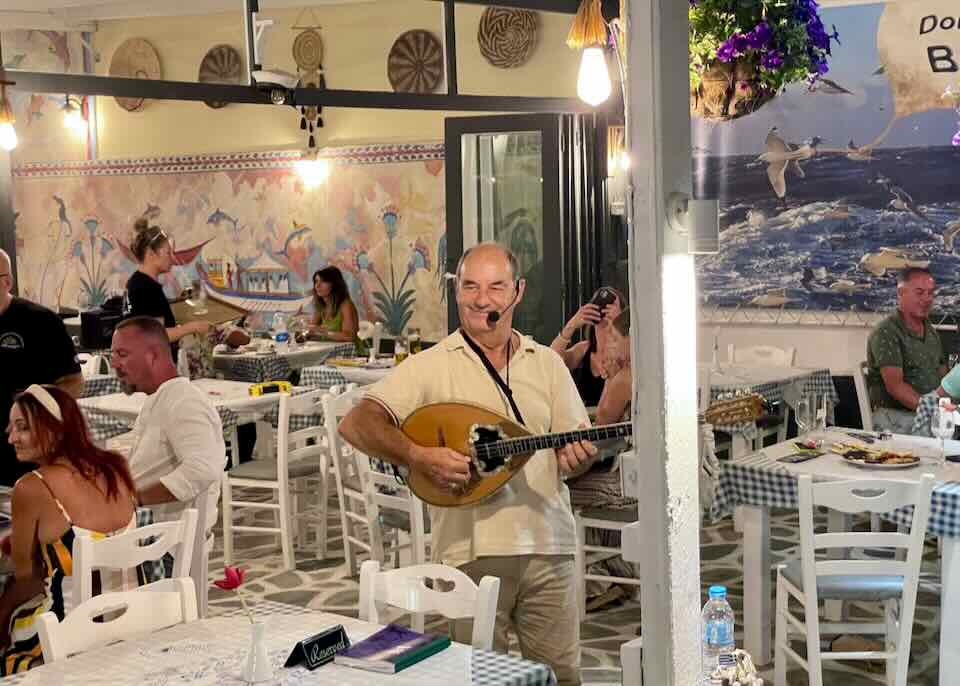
293;29;324;72
387;29;443;94
109;38;162;112
198;44;243;109
478;7;539;69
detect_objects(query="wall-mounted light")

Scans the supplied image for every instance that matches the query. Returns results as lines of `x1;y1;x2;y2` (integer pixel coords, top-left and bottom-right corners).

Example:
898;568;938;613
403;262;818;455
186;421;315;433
62;95;87;137
0;82;17;152
666;193;720;255
295;153;330;188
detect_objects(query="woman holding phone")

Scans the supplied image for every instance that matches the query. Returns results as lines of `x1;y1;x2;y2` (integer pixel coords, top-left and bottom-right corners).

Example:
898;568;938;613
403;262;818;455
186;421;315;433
550;287;626;406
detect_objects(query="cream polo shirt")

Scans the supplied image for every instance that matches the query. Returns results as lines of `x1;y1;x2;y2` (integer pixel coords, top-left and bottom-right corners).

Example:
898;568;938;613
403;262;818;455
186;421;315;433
127;377;226;532
365;329;590;568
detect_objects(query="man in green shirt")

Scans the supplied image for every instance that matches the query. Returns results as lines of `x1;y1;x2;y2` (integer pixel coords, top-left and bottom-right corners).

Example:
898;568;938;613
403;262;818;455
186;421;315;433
866;267;946;433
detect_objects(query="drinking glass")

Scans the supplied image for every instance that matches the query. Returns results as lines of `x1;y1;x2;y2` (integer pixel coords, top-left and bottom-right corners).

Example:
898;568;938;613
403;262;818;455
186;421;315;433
795;397;813;437
932;405;956;468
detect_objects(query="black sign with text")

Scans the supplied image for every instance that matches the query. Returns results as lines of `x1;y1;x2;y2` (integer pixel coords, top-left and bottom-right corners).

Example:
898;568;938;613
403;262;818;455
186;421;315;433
284;624;350;670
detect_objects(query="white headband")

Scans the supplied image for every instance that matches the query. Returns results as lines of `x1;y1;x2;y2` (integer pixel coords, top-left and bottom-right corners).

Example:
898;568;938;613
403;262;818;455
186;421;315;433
22;385;63;422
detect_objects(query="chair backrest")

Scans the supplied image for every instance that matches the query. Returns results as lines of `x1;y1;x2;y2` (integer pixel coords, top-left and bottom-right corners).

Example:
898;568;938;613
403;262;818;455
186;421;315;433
276;388;327;478
698;366;712;415
727;344;796;366
853;361;874;432
797;474;934;619
359;560;500;651
73;508;199;607
321;385;367;491
39;577;198;663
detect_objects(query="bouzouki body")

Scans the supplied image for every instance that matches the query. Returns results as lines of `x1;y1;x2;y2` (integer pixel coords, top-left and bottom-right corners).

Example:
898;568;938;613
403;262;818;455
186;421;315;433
401;402;633;508
402;402;534;507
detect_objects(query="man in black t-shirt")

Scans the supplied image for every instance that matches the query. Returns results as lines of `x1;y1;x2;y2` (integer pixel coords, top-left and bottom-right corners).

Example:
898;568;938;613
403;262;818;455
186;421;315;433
0;249;82;485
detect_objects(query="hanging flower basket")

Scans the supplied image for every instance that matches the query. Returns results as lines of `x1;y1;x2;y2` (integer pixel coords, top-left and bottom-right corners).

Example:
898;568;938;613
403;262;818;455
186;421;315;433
689;0;838;122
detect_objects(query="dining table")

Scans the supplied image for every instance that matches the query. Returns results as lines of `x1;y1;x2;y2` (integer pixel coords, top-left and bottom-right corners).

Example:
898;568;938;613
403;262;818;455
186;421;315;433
213;341;354;382
700;363;839;457
301;358;396;388
709;427;960;684
1;600;556;685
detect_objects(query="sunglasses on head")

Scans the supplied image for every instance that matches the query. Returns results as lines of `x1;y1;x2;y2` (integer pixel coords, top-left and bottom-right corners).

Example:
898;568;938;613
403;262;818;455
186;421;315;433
148;228;168;247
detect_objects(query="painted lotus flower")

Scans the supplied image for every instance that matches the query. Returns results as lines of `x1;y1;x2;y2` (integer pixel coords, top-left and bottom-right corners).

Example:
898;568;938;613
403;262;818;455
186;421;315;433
407;238;430;275
380;205;400;239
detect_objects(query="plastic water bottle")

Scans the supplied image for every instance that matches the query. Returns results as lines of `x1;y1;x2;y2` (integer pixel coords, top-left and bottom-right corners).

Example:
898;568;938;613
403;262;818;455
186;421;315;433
701;585;735;678
272;312;289;350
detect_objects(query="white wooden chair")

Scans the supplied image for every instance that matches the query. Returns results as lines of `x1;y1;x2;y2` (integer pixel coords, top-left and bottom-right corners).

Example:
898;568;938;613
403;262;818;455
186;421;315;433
322;387;430;579
853;361;874;432
38;577;198;663
774;474;934;686
72;508;199;608
727;344;796;366
222;389;329;571
359;560;500;651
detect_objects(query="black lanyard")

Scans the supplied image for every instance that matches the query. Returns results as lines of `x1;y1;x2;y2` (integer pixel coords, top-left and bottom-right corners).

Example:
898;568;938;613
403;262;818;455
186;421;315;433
460;330;526;427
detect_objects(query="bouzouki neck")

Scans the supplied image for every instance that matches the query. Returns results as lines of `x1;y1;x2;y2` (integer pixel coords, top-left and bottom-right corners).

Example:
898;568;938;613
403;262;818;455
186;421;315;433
481;422;632;459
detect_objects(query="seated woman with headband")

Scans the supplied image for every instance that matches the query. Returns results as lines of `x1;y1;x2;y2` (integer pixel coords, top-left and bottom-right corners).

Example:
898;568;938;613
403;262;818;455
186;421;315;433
0;385;137;673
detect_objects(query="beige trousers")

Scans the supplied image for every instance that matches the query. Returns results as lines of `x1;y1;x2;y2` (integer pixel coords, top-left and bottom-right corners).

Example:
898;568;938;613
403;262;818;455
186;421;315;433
453;555;581;686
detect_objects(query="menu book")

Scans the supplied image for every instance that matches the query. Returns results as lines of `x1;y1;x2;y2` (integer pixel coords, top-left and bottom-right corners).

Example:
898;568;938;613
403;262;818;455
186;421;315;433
333;624;451;674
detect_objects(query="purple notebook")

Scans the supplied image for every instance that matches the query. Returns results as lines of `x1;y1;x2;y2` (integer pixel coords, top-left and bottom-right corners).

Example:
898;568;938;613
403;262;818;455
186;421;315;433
334;624;451;673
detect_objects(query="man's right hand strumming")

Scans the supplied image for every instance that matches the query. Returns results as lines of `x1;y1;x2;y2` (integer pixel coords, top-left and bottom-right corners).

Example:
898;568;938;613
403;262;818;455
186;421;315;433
409;444;472;492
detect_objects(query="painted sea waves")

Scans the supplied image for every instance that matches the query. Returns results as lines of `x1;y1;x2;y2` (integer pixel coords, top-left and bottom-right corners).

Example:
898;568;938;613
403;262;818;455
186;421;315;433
695;145;960;312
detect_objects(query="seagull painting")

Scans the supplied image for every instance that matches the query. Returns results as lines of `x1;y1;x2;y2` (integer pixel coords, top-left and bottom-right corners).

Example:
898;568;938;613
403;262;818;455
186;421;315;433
758;128;818;198
944;220;960;252
808;78;854;95
875;176;938;227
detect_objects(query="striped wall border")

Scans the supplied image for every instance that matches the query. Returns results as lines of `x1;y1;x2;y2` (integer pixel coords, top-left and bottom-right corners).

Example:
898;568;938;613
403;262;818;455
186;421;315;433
13;143;445;178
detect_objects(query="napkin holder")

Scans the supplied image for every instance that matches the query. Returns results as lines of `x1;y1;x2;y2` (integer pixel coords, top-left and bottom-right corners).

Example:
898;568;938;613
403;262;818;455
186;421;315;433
284;624;350;670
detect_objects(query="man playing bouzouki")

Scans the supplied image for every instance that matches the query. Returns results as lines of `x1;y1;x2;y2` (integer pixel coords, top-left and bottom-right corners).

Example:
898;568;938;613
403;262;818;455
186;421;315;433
339;243;598;685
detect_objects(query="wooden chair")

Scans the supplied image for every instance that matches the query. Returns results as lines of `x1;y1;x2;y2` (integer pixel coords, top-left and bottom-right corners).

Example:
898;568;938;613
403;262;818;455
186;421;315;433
38;578;198;663
774;474;934;686
222;389;329;571
72;508;198;608
322;387;430;580
359;560;500;651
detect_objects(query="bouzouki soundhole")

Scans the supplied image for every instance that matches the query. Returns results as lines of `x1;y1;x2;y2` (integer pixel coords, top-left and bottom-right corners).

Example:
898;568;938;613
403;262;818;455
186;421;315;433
469;423;510;475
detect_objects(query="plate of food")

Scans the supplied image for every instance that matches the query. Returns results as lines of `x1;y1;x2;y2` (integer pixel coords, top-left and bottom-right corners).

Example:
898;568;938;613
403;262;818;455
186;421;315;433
832;442;921;468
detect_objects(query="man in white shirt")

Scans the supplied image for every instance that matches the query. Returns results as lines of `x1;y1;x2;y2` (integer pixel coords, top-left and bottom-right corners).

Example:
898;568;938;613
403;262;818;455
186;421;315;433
110;316;225;532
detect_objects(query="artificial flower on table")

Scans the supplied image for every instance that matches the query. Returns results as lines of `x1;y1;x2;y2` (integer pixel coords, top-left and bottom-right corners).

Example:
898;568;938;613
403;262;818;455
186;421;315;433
213;565;254;622
689;0;839;121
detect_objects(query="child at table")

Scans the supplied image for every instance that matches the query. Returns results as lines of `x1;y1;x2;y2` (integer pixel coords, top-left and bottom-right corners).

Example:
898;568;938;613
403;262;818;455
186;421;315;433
0;385;137;674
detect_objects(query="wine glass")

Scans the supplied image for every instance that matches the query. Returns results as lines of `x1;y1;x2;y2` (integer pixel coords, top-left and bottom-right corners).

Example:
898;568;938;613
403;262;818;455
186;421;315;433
795;397;813;437
932;402;956;468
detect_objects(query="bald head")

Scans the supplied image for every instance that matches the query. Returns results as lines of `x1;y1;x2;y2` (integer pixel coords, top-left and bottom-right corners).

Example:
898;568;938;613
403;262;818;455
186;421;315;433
456;243;519;283
455;242;525;337
110;316;176;394
0;249;13;309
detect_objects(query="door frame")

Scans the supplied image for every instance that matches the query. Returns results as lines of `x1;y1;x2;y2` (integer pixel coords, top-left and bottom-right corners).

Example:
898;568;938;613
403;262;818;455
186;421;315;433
443;113;562;338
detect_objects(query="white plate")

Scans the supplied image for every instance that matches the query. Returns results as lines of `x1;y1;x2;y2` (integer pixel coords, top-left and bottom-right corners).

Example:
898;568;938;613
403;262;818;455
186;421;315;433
843;456;923;469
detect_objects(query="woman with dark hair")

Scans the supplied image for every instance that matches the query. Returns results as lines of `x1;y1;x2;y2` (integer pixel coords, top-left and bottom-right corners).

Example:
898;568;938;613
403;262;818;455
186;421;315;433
0;385;137;674
123;217;210;349
550;287;626;407
309;266;359;342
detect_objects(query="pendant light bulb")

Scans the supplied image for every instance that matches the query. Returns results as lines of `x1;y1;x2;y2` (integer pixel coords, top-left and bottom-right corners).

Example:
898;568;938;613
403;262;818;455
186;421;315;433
0;88;17;151
576;47;611;107
63;98;86;137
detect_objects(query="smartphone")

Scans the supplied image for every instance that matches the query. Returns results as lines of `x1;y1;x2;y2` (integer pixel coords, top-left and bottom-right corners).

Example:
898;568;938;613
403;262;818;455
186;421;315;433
778;451;825;464
590;287;618;309
946;454;960;463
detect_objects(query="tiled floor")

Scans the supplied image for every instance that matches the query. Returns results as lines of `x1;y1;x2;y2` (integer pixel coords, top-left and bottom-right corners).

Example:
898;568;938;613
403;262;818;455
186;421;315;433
207;502;942;685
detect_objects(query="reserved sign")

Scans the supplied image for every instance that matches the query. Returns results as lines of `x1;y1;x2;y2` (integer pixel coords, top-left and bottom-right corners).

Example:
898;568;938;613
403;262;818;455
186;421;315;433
284;624;350;670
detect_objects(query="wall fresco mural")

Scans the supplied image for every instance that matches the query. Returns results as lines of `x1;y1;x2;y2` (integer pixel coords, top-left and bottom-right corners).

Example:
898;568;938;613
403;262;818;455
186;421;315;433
694;1;960;313
12;145;448;340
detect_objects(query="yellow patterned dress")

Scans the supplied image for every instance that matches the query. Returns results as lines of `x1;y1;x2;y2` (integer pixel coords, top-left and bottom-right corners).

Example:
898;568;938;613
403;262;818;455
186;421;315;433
1;471;134;675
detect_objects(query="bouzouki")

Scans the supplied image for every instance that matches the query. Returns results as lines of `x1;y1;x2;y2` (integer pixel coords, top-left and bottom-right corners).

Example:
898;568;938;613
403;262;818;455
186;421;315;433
401;402;632;507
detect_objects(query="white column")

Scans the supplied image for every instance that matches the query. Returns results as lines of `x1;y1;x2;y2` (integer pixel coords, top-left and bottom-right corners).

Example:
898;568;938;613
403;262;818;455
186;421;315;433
620;0;701;685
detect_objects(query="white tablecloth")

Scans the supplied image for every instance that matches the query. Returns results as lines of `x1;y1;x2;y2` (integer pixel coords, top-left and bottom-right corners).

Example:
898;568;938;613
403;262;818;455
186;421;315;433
79;379;291;418
4;601;555;685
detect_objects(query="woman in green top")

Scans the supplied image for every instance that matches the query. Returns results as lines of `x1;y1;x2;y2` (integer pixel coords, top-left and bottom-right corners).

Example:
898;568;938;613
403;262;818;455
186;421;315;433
309;266;359;342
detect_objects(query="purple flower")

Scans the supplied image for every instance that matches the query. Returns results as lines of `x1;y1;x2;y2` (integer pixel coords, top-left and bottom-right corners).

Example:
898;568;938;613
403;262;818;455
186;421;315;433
952;129;960;147
716;40;737;63
747;22;772;49
761;50;784;71
732;34;750;54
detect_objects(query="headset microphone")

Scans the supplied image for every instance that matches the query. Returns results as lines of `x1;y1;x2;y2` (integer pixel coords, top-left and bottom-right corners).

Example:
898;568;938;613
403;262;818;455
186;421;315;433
487;310;501;324
485;281;521;326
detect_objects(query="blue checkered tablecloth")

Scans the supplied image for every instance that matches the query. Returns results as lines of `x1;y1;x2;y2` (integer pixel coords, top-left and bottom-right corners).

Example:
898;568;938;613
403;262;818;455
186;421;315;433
300;365;350;389
710;367;838;407
80;374;123;398
707;449;960;537
912;391;940;437
213;353;293;383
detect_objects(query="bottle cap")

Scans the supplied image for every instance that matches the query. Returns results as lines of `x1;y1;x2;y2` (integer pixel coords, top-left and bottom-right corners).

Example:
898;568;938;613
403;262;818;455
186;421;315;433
708;585;726;599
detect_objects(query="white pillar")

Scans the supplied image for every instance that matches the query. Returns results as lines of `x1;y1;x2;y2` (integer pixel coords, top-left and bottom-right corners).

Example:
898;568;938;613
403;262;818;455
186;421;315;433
620;0;702;685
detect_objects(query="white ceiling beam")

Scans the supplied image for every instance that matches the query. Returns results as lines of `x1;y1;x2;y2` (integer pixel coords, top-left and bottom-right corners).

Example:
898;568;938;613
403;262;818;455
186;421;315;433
0;10;96;31
47;0;376;23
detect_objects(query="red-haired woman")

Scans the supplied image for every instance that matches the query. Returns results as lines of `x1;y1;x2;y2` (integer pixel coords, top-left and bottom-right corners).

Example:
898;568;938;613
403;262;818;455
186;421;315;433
0;385;137;674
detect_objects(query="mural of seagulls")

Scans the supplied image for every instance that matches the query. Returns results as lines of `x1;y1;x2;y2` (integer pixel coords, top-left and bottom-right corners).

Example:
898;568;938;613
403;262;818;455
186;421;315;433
943;220;960;252
758;128;819;198
845;139;873;161
808;78;854;95
875;176;938;227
